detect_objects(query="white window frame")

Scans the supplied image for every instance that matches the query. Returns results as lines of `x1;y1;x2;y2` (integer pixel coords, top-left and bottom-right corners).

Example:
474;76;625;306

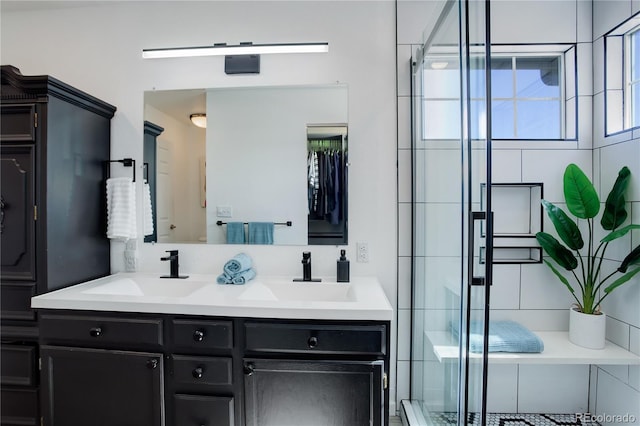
421;45;571;141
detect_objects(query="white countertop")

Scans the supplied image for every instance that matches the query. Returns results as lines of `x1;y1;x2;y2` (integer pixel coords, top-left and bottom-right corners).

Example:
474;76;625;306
31;273;393;321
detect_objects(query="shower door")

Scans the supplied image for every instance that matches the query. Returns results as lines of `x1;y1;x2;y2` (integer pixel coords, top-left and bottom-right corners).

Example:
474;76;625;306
409;0;492;424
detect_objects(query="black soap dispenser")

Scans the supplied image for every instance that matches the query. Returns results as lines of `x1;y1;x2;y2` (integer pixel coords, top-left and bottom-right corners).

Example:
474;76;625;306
337;249;350;283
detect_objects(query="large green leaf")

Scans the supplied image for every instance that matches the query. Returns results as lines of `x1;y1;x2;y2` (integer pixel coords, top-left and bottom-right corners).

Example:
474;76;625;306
618;244;640;273
563;163;600;219
601;166;631;230
543;259;576;295
542;200;584;250
604;267;640;293
536;232;578;270
601;225;640;243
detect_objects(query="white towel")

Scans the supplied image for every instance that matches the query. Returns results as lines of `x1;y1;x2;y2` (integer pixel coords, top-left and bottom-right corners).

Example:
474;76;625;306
106;177;137;240
143;182;154;236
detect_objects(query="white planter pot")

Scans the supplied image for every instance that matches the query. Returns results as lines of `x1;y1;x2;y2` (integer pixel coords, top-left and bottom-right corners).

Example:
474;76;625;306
569;307;606;349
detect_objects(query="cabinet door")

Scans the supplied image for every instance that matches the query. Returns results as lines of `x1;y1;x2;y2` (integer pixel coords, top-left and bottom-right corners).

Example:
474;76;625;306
0;144;36;282
41;346;164;426
243;359;384;426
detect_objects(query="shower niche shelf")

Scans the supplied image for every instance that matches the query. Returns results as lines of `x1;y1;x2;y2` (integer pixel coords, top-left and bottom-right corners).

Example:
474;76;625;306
480;182;544;264
425;331;640;365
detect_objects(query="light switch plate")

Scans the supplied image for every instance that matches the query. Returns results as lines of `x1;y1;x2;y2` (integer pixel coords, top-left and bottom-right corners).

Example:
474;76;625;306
217;206;233;217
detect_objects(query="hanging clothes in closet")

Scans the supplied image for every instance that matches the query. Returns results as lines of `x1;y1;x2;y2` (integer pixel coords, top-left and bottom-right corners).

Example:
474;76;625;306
307;137;344;226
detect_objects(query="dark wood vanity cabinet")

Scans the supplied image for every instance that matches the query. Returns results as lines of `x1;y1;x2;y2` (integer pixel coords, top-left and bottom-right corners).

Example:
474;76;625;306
37;312;390;426
0;65;116;426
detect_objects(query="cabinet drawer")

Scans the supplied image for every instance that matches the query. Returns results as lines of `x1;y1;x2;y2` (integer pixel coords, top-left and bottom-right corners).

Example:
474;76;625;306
1;344;37;386
0;386;39;426
244;322;386;356
173;355;233;389
172;319;233;352
0;284;35;321
174;394;234;426
39;314;163;349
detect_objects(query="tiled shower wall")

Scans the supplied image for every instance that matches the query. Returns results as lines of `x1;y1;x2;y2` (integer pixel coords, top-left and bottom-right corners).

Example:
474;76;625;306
591;0;640;421
396;0;639;418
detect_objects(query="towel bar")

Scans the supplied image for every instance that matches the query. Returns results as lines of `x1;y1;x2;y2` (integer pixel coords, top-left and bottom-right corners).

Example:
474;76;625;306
104;158;136;182
216;221;292;226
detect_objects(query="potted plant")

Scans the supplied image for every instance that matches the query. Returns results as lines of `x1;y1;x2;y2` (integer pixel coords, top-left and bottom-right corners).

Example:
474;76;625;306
535;164;640;349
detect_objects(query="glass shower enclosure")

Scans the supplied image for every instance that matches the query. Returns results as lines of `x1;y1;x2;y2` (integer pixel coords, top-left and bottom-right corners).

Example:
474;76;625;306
406;0;493;424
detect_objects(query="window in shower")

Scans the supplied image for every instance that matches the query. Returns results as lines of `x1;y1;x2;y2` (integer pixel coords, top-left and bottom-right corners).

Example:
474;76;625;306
604;11;640;135
422;46;577;141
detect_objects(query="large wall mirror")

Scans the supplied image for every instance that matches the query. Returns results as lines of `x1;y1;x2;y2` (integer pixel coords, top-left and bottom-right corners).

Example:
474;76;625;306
143;84;348;246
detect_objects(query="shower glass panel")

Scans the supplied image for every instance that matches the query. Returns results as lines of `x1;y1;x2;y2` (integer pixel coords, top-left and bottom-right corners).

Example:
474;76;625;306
408;0;492;424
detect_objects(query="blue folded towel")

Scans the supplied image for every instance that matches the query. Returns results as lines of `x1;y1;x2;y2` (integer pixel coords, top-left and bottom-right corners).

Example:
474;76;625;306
223;253;253;276
232;268;256;284
248;222;274;245
451;320;544;353
217;272;233;284
226;222;246;244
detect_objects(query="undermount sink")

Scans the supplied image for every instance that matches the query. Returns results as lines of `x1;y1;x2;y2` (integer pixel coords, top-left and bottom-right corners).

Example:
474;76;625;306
82;277;208;298
239;280;356;302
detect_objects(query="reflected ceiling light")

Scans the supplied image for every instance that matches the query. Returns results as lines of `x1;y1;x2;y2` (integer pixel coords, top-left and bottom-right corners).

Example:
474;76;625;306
142;42;329;59
190;113;207;128
430;61;449;70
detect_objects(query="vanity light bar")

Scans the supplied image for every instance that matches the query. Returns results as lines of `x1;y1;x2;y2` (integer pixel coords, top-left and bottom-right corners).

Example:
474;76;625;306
142;42;329;59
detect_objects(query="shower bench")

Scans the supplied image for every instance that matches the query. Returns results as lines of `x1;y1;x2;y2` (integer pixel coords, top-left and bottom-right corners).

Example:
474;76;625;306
425;331;640;364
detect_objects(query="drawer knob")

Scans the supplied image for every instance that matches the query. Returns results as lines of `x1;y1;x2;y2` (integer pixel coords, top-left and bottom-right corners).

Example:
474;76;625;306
308;336;318;348
193;329;205;342
89;327;102;337
147;359;159;369
192;366;204;379
244;362;255;376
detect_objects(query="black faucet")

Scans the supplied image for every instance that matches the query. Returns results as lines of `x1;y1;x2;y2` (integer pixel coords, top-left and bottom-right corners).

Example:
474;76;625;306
160;250;188;279
293;251;321;282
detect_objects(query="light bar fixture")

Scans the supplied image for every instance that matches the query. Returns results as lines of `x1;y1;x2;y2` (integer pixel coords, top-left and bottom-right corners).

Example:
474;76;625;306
142;42;329;59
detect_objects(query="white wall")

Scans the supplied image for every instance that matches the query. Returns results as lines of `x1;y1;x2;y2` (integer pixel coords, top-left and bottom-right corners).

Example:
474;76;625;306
0;0;399;412
397;0;637;418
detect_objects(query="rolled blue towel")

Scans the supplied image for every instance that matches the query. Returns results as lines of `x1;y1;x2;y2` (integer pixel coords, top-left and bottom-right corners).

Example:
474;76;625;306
216;272;233;284
223;253;253;276
231;268;256;284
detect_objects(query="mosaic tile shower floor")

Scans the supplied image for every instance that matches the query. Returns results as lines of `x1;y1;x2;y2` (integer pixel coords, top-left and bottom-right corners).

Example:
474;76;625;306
427;412;601;425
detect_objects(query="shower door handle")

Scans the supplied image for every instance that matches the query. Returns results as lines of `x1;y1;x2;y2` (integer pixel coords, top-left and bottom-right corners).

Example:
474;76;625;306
469;211;492;286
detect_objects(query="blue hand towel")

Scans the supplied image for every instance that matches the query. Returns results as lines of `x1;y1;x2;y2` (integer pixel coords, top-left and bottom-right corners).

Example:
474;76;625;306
231;268;256;284
451;320;544;353
226;222;246;244
223;253;253;276
248;222;274;245
216;272;233;284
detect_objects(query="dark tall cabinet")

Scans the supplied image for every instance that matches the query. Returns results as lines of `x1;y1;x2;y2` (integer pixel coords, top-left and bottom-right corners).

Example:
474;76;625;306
0;65;116;426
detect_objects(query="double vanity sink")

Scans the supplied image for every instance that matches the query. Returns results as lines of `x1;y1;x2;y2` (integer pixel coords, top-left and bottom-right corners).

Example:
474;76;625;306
31;272;392;321
32;273;393;426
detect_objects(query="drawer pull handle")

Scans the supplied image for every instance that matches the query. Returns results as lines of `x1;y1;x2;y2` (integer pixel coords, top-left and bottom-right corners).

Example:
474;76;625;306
244;362;255;376
192;366;204;379
308;336;318;348
89;327;102;337
147;359;158;369
193;329;205;342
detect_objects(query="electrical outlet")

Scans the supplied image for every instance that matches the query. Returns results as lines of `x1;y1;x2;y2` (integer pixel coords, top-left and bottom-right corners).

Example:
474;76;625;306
216;205;233;218
356;242;369;263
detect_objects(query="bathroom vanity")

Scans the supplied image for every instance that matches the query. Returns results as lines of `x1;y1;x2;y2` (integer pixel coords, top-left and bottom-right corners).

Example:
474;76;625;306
32;274;393;426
